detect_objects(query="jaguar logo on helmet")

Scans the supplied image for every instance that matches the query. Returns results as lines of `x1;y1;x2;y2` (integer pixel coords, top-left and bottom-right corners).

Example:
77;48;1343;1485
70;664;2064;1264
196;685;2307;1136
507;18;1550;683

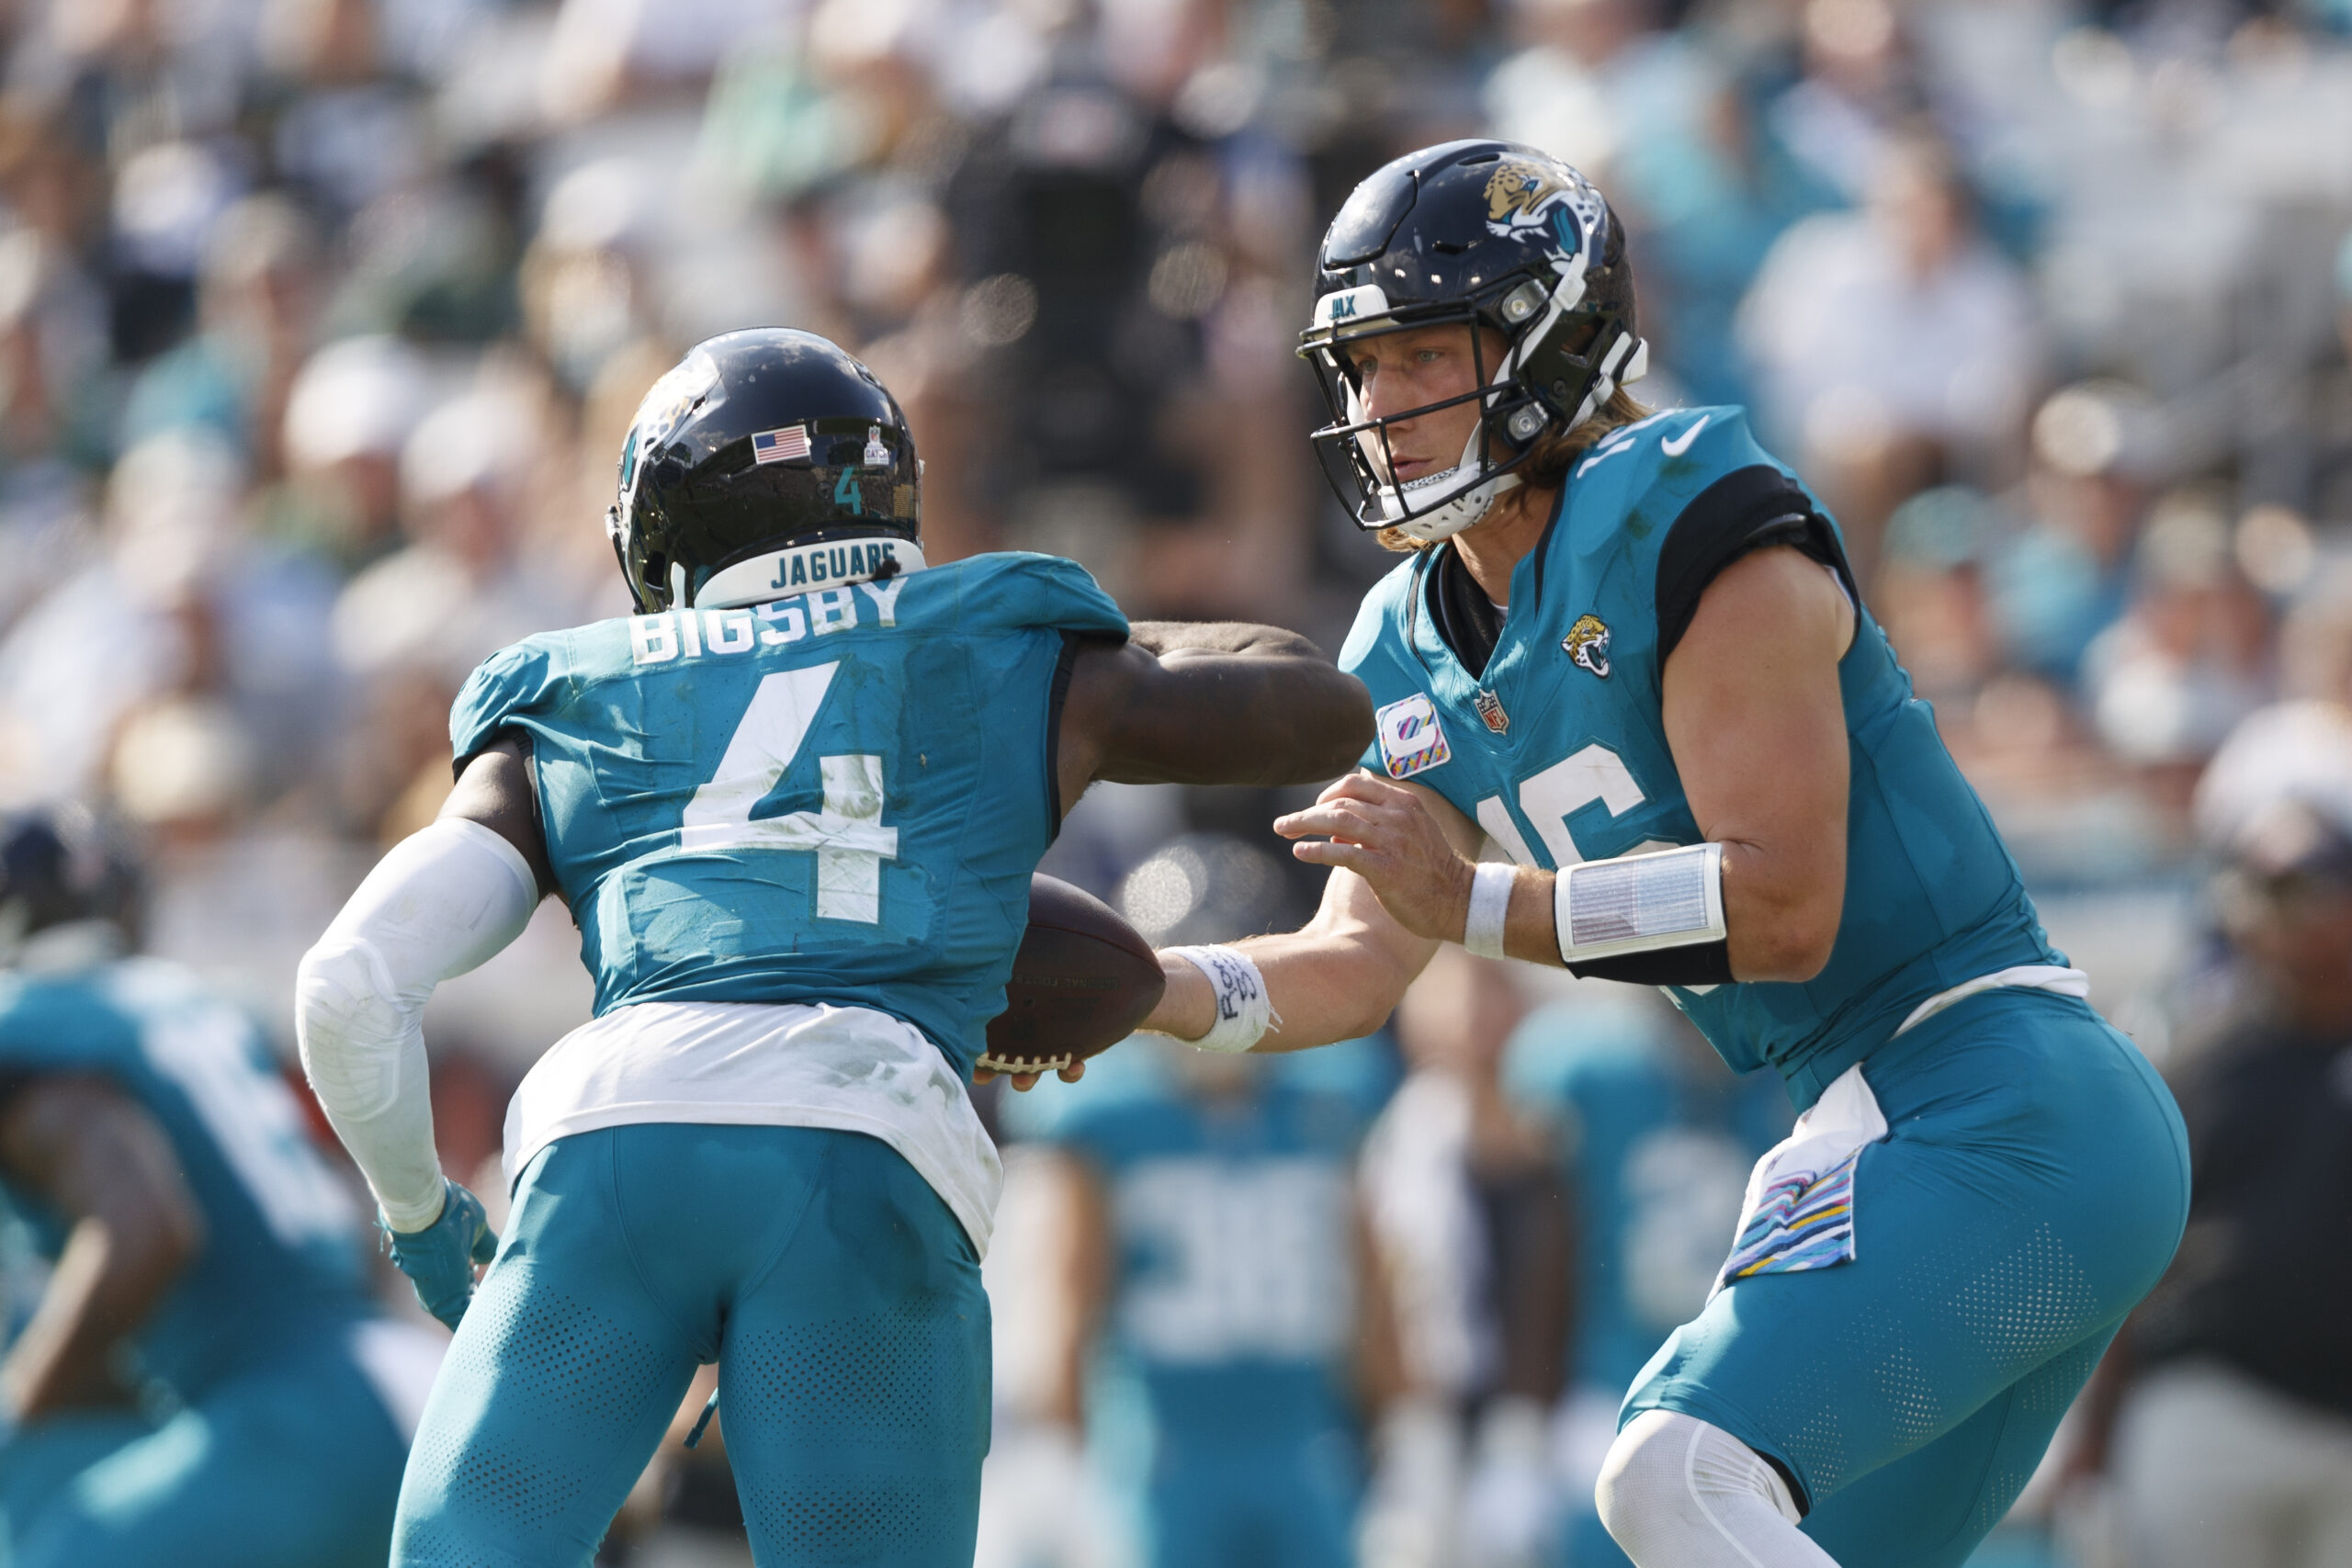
1484;160;1569;239
1565;615;1612;678
622;350;723;490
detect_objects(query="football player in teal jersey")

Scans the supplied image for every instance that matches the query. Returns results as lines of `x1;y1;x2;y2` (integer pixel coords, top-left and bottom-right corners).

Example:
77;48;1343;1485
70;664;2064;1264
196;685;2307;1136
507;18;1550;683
0;812;435;1568
1035;1044;1381;1568
1138;141;2189;1568
291;328;1373;1568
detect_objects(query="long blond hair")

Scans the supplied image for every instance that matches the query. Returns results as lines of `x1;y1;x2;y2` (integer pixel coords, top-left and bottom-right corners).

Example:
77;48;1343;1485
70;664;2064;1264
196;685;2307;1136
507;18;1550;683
1376;387;1654;554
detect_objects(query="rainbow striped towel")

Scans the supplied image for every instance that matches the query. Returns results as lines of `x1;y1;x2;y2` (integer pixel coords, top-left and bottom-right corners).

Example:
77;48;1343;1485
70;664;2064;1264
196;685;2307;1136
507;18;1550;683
1712;1064;1887;1296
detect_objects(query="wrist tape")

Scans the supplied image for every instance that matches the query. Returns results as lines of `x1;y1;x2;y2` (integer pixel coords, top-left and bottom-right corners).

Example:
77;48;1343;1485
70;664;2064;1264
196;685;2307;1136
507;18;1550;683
1463;862;1515;960
1555;842;1732;986
1167;945;1278;1054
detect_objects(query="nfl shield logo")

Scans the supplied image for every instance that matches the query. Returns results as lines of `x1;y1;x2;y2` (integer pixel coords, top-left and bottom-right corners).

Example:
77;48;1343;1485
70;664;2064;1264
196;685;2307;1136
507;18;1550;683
1475;689;1509;733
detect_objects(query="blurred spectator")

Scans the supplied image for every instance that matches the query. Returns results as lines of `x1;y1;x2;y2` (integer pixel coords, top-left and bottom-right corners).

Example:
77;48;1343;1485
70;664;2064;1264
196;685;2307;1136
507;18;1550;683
334;376;571;685
2197;570;2352;856
277;332;432;569
0;430;324;808
1356;948;1567;1568
2080;489;2270;818
2311;230;2352;525
1984;381;2164;687
1764;0;1925;206
1872;482;2007;705
0;222;111;470
1485;0;1818;404
2068;797;2352;1568
1739;131;2041;564
122;193;322;468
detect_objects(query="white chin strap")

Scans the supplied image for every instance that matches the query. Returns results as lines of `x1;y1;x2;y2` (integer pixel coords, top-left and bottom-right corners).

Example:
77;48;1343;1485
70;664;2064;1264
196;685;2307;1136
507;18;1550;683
1379;459;1521;544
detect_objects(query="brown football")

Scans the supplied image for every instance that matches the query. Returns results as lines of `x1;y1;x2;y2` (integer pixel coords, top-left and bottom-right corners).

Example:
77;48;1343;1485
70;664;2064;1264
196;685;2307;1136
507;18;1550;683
980;874;1166;1076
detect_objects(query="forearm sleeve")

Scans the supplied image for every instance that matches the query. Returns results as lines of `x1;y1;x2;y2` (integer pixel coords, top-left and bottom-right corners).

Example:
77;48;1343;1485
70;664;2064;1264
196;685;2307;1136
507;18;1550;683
295;818;538;1230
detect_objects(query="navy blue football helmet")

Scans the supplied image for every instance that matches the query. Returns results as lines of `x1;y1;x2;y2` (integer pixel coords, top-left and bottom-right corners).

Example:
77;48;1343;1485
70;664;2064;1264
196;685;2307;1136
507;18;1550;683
1298;141;1646;542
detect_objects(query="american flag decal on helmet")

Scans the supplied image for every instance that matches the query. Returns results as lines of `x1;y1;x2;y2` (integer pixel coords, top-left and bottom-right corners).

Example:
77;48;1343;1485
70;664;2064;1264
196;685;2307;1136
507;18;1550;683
751;424;812;465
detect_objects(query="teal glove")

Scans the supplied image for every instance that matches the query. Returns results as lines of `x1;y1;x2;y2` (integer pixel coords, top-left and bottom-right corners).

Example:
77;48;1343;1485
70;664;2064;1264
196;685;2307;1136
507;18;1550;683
385;1179;498;1330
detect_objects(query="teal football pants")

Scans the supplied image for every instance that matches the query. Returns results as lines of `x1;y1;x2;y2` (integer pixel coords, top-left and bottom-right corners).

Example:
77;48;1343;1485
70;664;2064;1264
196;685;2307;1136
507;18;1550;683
1145;1434;1357;1568
1623;988;2189;1568
392;1123;991;1568
0;1326;408;1567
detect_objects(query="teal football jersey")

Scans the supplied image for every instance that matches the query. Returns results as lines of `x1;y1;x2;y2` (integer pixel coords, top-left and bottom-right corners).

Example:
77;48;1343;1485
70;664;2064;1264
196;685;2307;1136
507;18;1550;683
1339;407;2061;1091
449;552;1128;1078
1054;1076;1366;1441
0;958;370;1398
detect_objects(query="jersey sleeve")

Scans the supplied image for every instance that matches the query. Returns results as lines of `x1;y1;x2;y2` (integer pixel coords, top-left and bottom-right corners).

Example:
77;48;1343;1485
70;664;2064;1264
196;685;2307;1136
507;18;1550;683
449;638;562;769
954;553;1131;640
1637;408;1857;663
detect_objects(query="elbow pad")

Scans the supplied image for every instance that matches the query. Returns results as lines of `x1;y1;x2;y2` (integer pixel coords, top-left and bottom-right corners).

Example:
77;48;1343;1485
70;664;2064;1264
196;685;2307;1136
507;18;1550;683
296;818;537;1227
1555;842;1735;987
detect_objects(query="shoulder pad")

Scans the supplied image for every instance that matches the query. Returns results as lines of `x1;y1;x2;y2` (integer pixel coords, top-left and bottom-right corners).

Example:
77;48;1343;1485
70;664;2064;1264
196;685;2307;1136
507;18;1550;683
1569;406;1780;495
945;552;1129;639
449;637;562;766
1553;406;1795;573
1338;554;1422;675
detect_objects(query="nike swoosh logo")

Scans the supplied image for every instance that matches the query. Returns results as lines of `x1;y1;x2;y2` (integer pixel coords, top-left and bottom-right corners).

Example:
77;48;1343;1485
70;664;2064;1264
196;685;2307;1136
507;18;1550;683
1659;413;1711;457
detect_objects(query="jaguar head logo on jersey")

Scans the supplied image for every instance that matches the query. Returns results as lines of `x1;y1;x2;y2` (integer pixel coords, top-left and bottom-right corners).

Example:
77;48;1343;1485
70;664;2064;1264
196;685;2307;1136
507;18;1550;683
1375;694;1451;780
1565;615;1611;678
1484;160;1567;239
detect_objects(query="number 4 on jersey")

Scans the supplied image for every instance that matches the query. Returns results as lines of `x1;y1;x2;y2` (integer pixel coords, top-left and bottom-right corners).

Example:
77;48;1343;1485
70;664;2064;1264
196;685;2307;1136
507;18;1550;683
679;662;899;922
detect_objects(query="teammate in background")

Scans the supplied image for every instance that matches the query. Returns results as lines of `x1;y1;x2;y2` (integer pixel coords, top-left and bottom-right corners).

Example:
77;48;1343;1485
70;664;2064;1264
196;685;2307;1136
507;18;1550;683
1355;946;1569;1568
1138;141;2188;1568
1033;1035;1396;1568
0;812;438;1568
2064;798;2352;1568
293;329;1373;1567
1503;993;1789;1568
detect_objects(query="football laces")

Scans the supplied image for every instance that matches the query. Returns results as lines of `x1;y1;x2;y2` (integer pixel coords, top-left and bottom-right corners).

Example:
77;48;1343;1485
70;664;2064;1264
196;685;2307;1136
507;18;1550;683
975;1049;1075;1075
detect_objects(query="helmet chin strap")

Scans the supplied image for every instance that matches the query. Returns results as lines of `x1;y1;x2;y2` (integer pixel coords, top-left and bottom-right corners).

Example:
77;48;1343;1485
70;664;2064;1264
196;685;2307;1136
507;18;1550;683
1369;355;1525;543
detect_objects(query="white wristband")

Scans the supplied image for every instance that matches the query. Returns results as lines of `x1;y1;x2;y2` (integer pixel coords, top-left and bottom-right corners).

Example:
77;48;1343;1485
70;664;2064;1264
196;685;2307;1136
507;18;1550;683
1463;862;1515;960
1167;944;1279;1055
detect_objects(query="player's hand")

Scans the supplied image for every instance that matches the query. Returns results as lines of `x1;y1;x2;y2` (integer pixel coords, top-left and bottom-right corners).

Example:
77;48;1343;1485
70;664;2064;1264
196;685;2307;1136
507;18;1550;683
385;1179;498;1330
1274;773;1474;943
971;1060;1088;1092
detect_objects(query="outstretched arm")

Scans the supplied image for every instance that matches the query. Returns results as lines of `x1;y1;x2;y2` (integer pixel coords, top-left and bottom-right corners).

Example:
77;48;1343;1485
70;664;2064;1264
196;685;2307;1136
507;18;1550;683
1241;545;1853;985
0;1076;204;1422
1139;782;1469;1049
1055;622;1374;810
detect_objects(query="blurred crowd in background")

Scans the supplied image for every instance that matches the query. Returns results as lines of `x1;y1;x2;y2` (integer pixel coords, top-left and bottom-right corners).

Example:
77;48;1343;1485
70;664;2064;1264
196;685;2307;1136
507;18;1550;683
1;0;2350;1560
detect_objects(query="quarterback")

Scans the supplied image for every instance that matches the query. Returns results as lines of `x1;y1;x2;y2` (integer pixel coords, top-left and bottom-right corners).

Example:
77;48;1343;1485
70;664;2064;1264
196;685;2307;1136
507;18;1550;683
1142;141;2188;1568
292;329;1372;1566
